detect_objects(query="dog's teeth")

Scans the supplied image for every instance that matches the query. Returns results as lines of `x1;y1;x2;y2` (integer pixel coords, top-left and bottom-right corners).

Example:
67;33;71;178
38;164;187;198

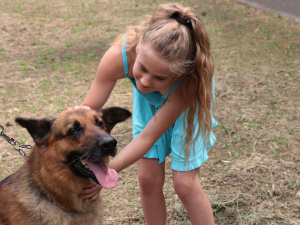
80;159;87;165
80;159;90;169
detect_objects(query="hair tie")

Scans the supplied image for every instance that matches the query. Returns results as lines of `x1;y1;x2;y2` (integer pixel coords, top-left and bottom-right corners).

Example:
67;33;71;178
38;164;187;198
171;12;197;60
171;12;193;31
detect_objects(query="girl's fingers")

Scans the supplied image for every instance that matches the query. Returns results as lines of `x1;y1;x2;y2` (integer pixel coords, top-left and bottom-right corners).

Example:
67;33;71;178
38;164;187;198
89;194;99;202
81;185;102;200
74;105;91;111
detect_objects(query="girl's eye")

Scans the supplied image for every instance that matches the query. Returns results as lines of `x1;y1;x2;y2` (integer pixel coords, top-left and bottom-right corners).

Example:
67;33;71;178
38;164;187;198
156;76;166;81
140;64;147;72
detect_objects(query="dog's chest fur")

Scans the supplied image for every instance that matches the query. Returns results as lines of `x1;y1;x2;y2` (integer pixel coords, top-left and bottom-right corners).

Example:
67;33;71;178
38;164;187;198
0;107;131;225
0;165;103;225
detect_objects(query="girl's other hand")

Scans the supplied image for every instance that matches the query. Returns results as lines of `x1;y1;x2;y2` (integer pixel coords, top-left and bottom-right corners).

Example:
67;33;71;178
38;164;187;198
81;184;102;202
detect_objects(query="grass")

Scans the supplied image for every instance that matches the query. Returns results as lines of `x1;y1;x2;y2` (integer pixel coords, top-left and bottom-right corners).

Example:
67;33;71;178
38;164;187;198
0;0;299;224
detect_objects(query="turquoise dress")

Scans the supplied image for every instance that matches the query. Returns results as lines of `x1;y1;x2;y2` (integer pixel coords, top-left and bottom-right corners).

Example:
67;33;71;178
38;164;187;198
121;38;217;171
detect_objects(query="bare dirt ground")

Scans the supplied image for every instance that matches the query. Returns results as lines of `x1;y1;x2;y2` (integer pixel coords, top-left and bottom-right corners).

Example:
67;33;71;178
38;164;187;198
0;0;299;224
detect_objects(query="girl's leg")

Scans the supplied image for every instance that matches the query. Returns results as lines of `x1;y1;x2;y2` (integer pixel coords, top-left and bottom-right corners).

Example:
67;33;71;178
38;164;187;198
138;158;166;225
173;168;215;225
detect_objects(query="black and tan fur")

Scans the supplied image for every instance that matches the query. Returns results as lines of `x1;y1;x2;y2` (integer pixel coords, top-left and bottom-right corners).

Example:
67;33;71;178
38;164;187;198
0;107;131;225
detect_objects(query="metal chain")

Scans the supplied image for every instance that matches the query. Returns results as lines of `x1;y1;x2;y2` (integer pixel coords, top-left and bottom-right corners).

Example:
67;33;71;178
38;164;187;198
0;124;31;159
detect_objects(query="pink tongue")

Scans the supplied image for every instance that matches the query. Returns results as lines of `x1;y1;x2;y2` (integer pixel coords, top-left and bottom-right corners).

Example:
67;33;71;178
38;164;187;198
86;160;118;189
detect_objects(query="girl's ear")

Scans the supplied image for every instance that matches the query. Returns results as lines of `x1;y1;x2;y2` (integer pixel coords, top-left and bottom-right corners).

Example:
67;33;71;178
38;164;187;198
174;74;184;81
136;41;139;54
136;38;142;54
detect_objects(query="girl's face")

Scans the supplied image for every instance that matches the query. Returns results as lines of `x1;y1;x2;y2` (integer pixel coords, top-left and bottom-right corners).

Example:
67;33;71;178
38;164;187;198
132;42;180;95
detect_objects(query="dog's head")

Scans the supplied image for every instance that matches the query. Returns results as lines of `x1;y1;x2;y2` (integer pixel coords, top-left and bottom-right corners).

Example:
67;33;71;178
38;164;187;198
15;107;131;189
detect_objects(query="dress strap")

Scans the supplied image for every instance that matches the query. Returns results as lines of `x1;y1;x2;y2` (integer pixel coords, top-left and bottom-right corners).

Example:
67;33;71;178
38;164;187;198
165;77;184;97
122;35;129;77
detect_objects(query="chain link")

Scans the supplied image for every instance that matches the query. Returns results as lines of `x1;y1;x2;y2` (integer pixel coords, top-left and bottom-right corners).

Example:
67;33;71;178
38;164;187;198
0;125;31;159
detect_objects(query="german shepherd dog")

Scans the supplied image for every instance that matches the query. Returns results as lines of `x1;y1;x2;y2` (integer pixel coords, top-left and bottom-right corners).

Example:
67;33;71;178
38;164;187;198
0;107;131;225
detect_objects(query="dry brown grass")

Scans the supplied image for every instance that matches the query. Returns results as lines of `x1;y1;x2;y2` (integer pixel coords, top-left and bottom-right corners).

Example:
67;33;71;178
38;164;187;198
0;0;299;224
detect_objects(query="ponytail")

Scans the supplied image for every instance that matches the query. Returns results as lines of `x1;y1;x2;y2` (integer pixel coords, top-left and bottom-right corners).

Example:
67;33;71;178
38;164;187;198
112;3;214;164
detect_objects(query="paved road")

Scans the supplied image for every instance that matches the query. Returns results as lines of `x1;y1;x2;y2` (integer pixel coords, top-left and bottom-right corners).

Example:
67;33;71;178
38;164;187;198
235;0;300;22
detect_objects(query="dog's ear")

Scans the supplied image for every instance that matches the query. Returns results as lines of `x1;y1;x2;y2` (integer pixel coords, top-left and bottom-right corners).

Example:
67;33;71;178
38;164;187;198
15;117;54;145
100;107;131;132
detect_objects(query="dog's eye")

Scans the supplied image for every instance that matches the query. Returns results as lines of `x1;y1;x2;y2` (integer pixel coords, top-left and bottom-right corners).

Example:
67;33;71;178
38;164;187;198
67;121;82;137
97;119;104;129
67;127;79;136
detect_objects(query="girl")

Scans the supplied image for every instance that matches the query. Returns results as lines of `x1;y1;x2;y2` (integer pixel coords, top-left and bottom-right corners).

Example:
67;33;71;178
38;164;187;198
81;3;217;225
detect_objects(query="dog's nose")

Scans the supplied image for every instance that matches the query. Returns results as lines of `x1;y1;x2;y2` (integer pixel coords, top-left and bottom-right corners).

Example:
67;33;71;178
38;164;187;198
99;136;117;154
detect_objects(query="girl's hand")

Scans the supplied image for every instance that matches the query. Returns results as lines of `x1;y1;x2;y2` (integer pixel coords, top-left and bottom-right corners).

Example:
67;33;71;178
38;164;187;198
74;105;91;111
81;184;102;202
66;105;91;113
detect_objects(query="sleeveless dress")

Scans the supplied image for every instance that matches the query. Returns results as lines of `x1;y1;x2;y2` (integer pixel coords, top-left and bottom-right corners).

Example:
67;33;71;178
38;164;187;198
121;36;217;171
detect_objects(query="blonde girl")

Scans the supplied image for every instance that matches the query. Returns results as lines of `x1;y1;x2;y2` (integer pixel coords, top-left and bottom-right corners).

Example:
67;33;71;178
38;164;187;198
81;3;217;225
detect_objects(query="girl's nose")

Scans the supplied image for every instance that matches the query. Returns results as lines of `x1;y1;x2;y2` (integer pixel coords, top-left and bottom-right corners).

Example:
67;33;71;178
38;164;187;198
140;75;151;87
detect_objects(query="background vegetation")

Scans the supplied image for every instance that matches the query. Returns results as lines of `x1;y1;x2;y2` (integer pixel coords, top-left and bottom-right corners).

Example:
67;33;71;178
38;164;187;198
0;0;299;224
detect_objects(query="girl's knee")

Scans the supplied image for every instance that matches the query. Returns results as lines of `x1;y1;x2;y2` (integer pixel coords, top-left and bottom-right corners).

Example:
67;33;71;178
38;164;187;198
138;171;164;194
138;172;155;187
138;159;165;194
173;178;192;198
173;170;204;201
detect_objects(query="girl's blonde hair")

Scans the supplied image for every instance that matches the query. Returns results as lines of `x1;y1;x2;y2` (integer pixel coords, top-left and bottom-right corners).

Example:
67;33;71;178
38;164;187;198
113;3;214;164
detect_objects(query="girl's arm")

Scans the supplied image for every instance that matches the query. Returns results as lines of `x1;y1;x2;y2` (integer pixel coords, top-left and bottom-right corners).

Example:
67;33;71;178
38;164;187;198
81;44;125;111
83;86;184;200
109;85;185;172
79;44;126;200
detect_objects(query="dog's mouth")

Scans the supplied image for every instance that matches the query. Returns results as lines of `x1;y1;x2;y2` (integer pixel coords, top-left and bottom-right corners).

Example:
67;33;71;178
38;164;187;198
83;159;117;189
67;153;118;189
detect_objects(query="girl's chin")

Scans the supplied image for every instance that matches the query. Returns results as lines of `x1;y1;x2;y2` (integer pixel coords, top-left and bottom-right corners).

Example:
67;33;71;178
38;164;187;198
137;86;152;94
136;83;153;93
